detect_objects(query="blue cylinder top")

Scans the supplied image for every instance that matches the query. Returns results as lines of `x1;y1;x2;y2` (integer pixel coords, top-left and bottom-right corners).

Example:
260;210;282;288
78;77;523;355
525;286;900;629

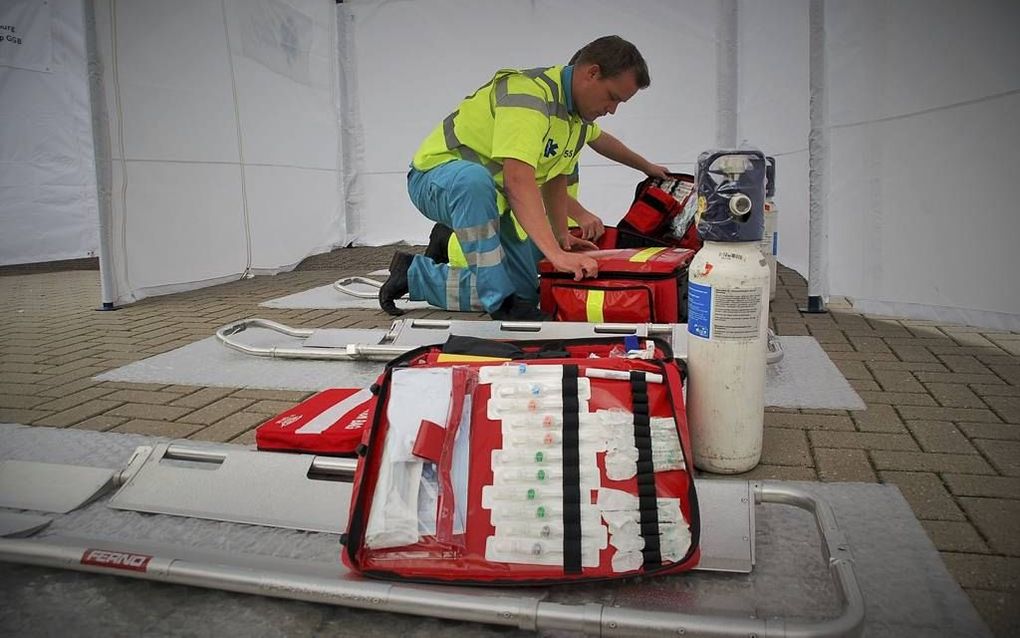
695;149;766;242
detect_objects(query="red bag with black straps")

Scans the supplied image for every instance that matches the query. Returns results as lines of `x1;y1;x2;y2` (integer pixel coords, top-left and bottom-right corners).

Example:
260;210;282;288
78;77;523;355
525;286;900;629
616;172;701;252
341;336;700;584
538;247;695;324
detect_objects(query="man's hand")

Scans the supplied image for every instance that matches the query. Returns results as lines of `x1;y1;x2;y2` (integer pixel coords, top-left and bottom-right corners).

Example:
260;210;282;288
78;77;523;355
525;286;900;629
645;163;671;179
570;208;605;241
550;251;599;281
561;233;599;252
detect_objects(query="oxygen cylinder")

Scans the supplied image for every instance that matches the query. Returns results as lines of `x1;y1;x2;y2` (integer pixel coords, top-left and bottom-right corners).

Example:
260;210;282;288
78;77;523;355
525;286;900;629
687;150;769;473
761;157;779;300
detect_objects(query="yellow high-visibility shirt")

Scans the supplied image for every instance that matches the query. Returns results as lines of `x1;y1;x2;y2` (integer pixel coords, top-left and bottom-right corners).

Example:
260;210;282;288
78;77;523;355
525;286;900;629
413;65;601;240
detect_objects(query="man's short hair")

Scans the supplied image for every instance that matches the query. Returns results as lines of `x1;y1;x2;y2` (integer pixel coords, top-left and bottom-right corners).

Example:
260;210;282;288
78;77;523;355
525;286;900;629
569;35;650;88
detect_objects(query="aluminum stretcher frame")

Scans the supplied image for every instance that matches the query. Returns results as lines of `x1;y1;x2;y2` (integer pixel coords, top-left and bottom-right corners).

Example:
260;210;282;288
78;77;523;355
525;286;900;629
0;443;864;637
215;317;687;362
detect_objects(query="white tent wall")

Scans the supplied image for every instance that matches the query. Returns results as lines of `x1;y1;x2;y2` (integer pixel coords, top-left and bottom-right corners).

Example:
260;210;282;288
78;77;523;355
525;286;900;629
92;0;342;306
735;0;810;278
0;0;99;266
339;0;723;246
823;0;1020;330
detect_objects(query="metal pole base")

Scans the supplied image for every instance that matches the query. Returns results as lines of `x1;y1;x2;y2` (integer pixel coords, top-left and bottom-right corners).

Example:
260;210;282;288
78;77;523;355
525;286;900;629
799;295;827;314
96;302;119;311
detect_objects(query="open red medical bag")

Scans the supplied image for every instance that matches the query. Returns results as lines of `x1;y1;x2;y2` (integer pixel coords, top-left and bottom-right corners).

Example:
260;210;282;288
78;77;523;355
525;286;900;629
341;336;700;584
614;172;701;252
538;247;695;324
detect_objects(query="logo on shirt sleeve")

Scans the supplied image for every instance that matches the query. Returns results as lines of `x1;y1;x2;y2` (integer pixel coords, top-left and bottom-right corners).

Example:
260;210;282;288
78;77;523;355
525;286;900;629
543;139;559;158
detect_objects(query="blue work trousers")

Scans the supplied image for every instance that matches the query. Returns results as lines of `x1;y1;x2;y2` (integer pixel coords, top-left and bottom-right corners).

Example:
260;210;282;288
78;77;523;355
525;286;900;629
406;161;542;313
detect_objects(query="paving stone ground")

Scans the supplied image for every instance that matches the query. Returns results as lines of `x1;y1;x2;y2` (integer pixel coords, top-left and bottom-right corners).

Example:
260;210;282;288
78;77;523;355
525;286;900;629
1;249;1018;636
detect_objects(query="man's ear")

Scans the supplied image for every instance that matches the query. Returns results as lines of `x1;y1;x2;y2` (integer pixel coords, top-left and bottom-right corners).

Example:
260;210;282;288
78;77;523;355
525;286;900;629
587;63;602;80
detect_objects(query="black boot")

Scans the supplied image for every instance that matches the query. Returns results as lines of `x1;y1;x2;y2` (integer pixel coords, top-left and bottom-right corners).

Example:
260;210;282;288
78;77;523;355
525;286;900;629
490;294;553;322
424;224;453;264
379;252;414;316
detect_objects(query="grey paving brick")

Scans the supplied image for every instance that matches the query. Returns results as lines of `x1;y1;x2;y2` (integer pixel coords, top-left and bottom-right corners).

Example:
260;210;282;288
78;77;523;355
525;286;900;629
170;387;236;409
870;451;996;474
973;439;1020;476
809;431;918;451
229;388;315;402
905;420;979;454
942;553;1020;592
103;389;185;405
897;405;1002;423
826;351;898;362
761;427;812;466
819;342;853;352
959;497;1020;556
971;383;1020;398
106;403;192;422
852;404;907;433
943;474;1020;500
958;422;1020;441
763;412;855;431
0;394;47;409
871;369;926;393
111;419;203;438
847;335;892;353
923;383;987;408
964;589;1020;638
937;354;994;375
0;408;52;424
886;344;939;362
985;395;1020;424
99;382;170;391
865;360;949;373
814;448;876;482
190;412;266;443
849;378;882;393
946;332;997;348
178;397;256;425
914;371;1005;385
988;363;1020;386
74;415;130;431
833;360;873;380
878;471;964;520
919;520;989;553
716;464;817;481
805;330;849;344
856;391;937;406
229;429;257;446
35;378;102;397
33;399;124;428
246;399;302;415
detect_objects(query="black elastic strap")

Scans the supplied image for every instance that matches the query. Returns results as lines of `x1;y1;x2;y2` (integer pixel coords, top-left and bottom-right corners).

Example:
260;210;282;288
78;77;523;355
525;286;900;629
561;364;582;574
630;371;661;567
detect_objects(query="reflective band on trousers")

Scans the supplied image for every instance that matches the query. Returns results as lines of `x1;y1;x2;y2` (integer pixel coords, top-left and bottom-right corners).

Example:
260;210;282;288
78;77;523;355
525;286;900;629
586;290;606;322
468;244;505;268
629;247;668;263
457;220;499;244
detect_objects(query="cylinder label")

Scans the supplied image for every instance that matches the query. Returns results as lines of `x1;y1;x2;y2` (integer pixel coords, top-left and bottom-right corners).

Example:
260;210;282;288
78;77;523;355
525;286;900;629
687;282;712;339
712;288;762;339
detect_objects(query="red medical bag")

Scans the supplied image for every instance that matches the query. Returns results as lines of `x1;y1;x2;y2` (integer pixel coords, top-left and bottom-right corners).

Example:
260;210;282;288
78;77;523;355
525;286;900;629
616;173;701;252
341;336;700;584
538;247;696;324
255;388;375;455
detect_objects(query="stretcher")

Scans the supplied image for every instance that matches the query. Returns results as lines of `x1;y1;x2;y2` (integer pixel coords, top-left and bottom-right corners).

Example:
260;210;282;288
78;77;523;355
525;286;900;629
216;315;783;365
0;434;865;637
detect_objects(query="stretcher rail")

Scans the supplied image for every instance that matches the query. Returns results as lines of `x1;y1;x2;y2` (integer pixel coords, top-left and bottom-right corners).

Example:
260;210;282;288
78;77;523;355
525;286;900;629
0;482;863;637
215;318;683;362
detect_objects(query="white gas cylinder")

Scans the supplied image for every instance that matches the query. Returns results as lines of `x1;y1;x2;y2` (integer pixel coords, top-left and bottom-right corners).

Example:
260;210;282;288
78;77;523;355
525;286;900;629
686;240;770;473
761;199;779;300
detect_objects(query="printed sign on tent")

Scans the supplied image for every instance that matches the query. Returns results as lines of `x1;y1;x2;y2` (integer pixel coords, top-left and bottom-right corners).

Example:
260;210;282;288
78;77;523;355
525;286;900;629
0;0;52;73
